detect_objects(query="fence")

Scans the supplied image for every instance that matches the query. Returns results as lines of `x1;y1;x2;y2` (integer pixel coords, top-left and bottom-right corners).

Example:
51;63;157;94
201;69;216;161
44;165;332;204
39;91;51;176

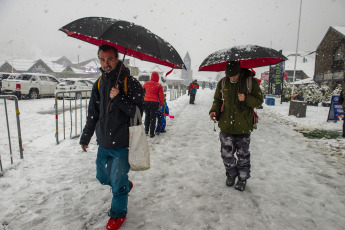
169;85;187;101
54;90;92;144
0;95;24;174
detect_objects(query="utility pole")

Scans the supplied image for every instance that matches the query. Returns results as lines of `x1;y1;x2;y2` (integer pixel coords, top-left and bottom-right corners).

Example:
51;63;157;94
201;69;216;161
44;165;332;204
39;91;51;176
10;40;14;73
291;0;303;97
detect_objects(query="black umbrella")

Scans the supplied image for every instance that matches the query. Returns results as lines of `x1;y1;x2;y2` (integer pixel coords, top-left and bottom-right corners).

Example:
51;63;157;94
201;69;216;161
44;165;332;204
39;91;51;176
60;17;185;70
199;45;287;71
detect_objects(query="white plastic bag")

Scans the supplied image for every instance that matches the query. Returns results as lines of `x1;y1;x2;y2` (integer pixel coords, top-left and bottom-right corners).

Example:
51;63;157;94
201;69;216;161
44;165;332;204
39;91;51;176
128;106;150;171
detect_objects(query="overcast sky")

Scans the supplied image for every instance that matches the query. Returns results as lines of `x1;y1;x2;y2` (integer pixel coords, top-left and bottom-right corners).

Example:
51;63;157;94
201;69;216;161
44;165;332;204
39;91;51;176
0;0;344;74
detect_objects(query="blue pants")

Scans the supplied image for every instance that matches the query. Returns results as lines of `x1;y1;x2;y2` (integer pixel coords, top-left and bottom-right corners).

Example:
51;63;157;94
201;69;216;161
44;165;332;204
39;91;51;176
96;146;130;218
156;112;166;133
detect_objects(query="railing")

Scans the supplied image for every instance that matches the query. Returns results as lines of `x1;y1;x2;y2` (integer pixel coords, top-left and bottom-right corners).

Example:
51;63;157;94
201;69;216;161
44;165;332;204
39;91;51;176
314;71;345;82
169;85;186;101
54;90;92;144
0;95;24;174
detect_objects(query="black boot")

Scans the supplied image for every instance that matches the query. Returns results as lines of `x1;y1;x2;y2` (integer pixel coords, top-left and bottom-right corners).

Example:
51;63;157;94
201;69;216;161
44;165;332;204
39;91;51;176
225;173;237;187
235;178;247;191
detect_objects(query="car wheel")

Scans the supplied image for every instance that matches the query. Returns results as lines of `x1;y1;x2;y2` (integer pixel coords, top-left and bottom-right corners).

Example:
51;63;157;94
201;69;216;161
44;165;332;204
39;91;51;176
29;89;39;99
15;92;22;100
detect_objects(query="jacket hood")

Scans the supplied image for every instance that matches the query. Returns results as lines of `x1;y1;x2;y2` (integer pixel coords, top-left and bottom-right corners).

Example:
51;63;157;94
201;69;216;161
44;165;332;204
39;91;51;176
151;71;159;82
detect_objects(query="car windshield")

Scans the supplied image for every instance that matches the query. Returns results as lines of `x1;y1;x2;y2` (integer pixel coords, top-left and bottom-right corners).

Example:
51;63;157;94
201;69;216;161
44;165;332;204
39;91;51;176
0;74;10;79
86;80;94;85
138;75;150;82
62;80;75;85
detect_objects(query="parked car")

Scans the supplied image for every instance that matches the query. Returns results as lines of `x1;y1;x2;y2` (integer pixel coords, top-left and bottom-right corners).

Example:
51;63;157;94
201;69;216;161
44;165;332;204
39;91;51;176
138;74;150;85
84;78;98;84
1;73;60;99
55;79;93;99
137;73;166;85
0;73;22;94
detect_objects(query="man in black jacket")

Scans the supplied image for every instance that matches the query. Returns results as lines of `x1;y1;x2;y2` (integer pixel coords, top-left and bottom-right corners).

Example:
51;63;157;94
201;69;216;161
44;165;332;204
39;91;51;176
80;44;143;230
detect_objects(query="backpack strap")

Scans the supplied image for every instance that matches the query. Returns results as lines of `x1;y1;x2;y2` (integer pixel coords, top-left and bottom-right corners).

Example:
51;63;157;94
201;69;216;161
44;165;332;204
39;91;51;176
220;78;226;112
97;76;128;96
246;77;252;94
97;76;102;91
124;76;128;96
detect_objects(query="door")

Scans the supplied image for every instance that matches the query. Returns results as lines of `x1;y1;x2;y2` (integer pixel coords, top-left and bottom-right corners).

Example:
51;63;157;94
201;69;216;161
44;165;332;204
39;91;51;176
39;76;50;95
48;76;60;96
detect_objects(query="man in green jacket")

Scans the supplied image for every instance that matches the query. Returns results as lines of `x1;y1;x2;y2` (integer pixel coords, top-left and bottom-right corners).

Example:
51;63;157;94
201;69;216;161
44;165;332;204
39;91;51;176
209;61;263;191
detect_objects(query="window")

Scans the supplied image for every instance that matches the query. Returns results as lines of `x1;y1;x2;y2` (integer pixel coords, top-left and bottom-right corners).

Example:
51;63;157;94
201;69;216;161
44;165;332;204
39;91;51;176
48;77;59;83
40;76;48;81
334;45;344;61
64;81;75;85
78;81;88;86
1;74;10;79
20;75;33;81
86;80;94;85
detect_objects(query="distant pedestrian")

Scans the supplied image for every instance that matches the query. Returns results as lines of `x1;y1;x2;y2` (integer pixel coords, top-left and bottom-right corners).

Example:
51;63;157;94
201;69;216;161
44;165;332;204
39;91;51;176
142;71;164;138
188;79;199;104
209;82;213;90
209;61;263;191
339;87;345;138
202;81;206;89
155;92;169;135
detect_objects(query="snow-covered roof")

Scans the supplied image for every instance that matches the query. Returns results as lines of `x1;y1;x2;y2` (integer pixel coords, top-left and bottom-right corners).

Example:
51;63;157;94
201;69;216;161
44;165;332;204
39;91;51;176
5;59;36;71
71;67;89;74
283;51;315;78
40;56;64;62
77;59;100;68
293;77;315;85
41;59;67;73
332;26;345;37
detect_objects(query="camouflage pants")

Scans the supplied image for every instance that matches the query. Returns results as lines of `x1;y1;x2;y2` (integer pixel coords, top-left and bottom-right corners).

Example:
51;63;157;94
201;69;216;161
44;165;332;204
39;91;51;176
219;131;251;180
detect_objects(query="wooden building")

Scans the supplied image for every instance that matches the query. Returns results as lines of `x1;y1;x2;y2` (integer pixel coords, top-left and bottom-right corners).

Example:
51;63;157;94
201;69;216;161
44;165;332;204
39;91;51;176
314;26;345;83
285;70;309;82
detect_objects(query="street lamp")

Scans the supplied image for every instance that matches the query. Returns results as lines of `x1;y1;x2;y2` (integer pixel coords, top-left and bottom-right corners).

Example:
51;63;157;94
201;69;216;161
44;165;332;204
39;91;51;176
291;0;303;97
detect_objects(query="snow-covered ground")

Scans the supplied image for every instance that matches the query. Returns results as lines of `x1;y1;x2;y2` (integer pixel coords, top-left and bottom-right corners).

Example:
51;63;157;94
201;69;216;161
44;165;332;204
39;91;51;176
0;88;345;230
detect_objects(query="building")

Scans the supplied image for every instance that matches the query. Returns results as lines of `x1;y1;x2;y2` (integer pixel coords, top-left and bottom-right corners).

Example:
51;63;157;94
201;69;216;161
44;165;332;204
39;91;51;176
181;52;193;85
314;26;345;84
0;57;100;79
285;70;309;82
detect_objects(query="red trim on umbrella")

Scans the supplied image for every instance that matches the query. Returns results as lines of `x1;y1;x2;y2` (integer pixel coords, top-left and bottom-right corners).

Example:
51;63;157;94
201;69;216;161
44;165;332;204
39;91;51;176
62;30;182;69
165;68;174;77
198;57;286;71
250;67;256;74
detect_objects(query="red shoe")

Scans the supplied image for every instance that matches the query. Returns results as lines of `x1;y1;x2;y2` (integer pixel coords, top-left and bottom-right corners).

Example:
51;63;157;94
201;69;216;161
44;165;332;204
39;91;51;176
106;217;126;230
129;180;133;192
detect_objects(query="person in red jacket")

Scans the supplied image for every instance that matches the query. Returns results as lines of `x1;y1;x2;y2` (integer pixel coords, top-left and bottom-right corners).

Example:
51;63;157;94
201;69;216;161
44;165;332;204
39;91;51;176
142;71;164;138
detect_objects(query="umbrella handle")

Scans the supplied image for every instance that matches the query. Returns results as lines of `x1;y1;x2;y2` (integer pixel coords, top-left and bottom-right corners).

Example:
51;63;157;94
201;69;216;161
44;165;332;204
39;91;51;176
110;47;128;109
114;47;128;87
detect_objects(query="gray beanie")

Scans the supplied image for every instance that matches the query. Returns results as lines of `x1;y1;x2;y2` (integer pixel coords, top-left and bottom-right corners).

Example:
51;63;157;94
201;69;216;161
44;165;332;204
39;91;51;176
225;61;241;77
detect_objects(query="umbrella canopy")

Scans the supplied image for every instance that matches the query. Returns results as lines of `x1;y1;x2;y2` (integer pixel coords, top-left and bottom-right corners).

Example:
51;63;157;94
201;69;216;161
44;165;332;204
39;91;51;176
60;17;185;70
199;45;287;71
